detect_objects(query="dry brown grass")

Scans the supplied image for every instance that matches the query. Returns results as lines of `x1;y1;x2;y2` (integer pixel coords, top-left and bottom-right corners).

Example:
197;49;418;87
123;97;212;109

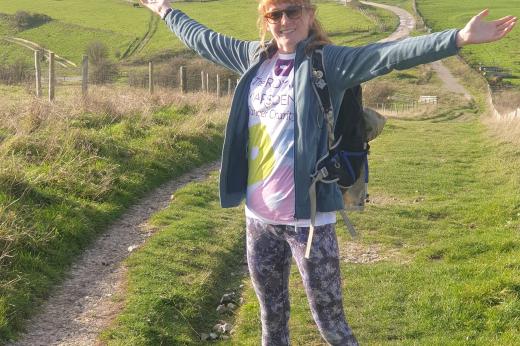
0;85;230;135
0;83;231;286
492;89;520;114
0;85;230;208
483;115;520;146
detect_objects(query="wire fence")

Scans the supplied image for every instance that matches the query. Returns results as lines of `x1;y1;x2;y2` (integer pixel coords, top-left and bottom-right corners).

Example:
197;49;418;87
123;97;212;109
3;51;519;120
368;100;437;116
2;52;240;101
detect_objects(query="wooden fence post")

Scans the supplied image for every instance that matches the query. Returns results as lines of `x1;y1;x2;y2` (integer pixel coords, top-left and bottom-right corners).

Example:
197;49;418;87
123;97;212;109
216;74;220;98
201;70;205;92
48;52;55;102
82;55;88;97
180;66;187;93
149;62;154;94
227;78;231;96
206;73;209;93
34;51;41;97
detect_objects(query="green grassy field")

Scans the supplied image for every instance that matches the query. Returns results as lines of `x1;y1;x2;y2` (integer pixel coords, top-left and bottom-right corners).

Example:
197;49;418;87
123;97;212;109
0;15;30;65
102;80;520;344
0;0;395;66
415;0;520;87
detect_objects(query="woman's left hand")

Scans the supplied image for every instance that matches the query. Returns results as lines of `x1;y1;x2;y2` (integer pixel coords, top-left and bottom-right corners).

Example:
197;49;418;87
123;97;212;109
457;9;517;47
140;0;172;18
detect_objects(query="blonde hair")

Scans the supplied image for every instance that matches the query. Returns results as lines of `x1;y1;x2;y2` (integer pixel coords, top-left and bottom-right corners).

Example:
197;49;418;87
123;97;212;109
257;0;331;55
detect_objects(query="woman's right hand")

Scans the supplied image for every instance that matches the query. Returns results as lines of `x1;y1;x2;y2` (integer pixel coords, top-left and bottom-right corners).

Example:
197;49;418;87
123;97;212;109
139;0;172;18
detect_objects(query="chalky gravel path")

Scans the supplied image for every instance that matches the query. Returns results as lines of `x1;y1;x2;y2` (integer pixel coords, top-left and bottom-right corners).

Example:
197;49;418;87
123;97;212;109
9;162;220;346
361;1;472;100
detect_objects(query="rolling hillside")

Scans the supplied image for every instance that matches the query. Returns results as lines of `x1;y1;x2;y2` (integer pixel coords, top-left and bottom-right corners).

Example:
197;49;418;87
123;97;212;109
0;0;396;66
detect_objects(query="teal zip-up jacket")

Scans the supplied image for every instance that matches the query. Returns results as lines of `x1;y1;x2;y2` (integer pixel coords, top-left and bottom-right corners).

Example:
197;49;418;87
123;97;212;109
165;9;460;220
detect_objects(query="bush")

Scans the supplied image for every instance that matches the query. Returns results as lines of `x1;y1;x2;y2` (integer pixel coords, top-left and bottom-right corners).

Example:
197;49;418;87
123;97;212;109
85;41;119;84
86;41;110;66
0;60;33;85
12;11;51;31
363;81;396;105
90;60;119;84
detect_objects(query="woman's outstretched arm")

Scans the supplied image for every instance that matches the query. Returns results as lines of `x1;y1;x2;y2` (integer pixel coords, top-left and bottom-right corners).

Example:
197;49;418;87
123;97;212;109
325;9;517;91
139;0;259;75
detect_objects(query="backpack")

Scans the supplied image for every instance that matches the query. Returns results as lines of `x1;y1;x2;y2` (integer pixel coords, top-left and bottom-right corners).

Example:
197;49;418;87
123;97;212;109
305;47;386;258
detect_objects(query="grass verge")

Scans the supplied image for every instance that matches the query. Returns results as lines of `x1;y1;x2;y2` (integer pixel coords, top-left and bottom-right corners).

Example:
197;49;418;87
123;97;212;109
0;87;228;342
100;173;246;345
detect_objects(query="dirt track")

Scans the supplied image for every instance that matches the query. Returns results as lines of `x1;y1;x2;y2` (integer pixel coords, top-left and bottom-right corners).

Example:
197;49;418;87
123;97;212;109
9;162;220;346
362;0;472;100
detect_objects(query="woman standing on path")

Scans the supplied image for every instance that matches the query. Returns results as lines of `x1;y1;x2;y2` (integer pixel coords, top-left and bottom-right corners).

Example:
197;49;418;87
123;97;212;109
140;0;515;344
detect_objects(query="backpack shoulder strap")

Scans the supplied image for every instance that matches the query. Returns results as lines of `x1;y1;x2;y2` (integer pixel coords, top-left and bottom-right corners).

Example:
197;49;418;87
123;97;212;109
311;46;335;149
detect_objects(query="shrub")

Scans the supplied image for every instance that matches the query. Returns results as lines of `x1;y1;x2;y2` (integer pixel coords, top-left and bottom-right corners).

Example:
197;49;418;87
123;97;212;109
90;60;119;84
86;41;110;66
363;81;396;105
0;60;33;86
85;41;119;84
12;11;51;31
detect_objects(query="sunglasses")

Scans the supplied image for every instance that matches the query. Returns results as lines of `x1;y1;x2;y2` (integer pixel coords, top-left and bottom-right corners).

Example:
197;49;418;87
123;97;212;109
264;5;306;24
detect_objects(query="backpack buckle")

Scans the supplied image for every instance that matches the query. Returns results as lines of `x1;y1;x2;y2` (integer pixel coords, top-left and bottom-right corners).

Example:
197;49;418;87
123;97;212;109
319;167;329;178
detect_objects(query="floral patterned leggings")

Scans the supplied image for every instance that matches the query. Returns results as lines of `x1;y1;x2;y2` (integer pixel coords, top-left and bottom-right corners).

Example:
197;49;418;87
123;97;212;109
246;217;358;346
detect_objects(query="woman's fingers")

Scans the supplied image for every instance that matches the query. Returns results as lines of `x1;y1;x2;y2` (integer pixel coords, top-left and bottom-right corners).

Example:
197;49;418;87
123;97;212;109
494;15;516;25
496;17;517;31
494;20;516;40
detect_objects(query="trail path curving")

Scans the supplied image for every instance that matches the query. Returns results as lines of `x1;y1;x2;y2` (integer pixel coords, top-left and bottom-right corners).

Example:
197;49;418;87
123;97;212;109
362;1;472;100
9;162;220;346
361;1;415;42
2;37;77;68
9;2;473;345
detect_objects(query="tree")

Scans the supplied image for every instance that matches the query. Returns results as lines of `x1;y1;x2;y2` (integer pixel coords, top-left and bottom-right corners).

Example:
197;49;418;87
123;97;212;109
85;41;119;84
85;41;109;65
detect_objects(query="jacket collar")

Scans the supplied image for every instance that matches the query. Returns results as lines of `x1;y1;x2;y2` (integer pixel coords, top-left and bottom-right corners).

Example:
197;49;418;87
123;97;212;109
259;34;316;60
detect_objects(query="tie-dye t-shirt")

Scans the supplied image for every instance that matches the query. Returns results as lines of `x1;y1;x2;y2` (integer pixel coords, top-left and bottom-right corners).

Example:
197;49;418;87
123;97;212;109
246;52;335;226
